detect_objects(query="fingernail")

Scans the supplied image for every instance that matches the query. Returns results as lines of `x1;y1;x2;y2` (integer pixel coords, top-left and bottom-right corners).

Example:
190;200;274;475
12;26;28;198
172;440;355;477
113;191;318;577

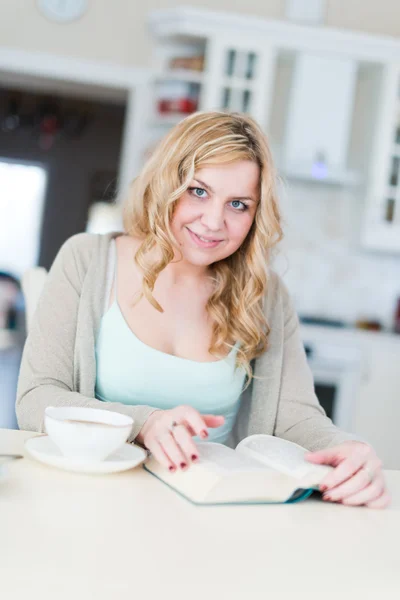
323;495;331;501
191;454;198;462
200;430;208;439
320;485;327;492
180;462;187;469
168;466;176;472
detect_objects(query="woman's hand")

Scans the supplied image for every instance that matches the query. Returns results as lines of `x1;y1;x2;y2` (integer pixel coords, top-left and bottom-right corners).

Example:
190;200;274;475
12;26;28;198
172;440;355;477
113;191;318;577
305;441;390;509
136;406;225;472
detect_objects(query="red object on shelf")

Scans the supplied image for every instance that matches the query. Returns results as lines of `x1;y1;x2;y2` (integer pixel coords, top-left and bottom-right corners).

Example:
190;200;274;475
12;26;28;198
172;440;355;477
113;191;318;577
394;297;400;334
157;97;198;114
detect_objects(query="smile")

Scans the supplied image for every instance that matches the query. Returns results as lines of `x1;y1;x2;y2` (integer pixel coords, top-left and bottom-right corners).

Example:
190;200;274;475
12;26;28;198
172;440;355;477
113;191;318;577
186;228;224;248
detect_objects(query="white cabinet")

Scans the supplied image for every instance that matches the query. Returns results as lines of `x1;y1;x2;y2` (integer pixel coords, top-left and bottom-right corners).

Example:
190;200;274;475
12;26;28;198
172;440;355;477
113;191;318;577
353;332;400;469
200;36;276;129
361;63;400;253
301;324;400;470
141;23;276;169
146;7;400;251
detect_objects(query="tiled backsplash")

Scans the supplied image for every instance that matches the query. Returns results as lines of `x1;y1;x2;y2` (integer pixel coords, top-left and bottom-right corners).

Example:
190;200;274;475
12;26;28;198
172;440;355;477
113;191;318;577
272;179;400;331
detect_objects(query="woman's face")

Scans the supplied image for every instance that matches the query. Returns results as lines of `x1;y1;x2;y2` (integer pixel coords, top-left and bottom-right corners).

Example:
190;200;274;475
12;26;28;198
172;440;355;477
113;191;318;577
170;160;260;268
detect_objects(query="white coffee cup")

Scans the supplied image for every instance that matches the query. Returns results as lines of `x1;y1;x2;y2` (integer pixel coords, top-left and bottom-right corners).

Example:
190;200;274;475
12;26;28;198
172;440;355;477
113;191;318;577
44;406;134;462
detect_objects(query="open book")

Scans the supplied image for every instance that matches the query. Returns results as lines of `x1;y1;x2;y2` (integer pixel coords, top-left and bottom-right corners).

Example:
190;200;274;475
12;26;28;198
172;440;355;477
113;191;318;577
143;434;333;505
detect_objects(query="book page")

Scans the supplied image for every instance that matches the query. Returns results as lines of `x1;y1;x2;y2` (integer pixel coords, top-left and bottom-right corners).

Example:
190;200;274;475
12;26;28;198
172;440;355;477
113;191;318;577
236;435;332;480
144;444;298;504
196;442;274;476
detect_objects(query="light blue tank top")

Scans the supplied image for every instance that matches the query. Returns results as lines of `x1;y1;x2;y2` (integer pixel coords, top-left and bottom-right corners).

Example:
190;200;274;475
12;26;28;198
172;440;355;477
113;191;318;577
95;241;246;443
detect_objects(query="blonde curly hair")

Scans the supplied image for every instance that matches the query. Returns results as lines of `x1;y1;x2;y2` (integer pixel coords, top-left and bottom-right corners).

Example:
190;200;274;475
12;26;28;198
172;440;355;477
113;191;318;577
123;111;283;385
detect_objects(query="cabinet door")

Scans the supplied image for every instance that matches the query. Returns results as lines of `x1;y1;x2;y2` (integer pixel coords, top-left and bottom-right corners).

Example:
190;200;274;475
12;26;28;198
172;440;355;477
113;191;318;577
201;35;277;130
353;337;400;469
362;63;400;252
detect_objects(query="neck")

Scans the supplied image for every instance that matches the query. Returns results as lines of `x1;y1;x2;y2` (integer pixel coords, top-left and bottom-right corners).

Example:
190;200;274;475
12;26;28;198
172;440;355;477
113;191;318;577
163;252;210;285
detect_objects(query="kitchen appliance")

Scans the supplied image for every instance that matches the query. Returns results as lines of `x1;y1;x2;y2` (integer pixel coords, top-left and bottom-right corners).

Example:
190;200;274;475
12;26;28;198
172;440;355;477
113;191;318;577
301;326;363;431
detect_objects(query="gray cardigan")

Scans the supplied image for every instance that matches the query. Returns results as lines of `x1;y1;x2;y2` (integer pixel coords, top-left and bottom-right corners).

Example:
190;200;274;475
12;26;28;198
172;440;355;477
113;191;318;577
16;232;358;450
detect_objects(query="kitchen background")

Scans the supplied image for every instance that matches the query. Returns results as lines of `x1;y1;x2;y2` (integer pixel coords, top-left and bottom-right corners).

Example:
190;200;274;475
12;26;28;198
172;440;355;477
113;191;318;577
1;1;400;466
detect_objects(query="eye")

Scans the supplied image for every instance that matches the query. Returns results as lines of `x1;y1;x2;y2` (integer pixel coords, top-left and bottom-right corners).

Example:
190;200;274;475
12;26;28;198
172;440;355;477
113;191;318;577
230;200;249;212
188;187;207;199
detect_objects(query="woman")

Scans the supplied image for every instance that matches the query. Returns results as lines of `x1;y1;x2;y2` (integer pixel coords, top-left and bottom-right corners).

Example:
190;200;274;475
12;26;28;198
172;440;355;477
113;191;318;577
17;111;389;508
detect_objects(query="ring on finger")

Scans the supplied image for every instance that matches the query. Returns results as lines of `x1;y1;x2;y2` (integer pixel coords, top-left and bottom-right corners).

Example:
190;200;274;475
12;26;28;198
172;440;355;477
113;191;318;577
361;465;375;484
170;420;187;435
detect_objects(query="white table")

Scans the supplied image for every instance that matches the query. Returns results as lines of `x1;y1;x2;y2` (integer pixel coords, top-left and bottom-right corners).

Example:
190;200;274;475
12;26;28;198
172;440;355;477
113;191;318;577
1;429;400;600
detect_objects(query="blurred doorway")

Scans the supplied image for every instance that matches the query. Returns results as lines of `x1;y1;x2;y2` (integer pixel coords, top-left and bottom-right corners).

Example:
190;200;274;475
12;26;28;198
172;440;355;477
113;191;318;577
0;86;127;270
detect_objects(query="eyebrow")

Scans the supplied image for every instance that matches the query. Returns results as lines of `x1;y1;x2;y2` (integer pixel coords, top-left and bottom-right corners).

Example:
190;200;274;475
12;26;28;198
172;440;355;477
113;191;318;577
193;178;257;202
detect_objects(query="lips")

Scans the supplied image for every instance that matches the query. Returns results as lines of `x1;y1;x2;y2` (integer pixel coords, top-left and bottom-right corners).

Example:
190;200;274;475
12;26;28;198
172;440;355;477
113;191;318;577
186;227;224;248
187;229;223;242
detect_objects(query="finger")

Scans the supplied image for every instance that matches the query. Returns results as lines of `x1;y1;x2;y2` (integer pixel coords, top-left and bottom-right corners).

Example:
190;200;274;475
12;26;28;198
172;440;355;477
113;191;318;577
146;438;176;473
341;477;385;506
203;415;225;428
172;424;199;464
176;417;224;438
366;490;391;509
305;447;344;467
319;455;365;491
178;407;214;439
158;431;188;470
321;463;380;502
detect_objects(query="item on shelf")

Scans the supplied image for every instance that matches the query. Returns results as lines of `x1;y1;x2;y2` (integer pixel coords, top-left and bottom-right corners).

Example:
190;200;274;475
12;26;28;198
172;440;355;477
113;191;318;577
169;55;205;72
389;156;400;186
156;81;199;115
355;319;383;332
299;316;347;328
395;125;400;144
157;97;198;114
394;297;400;334
385;198;396;222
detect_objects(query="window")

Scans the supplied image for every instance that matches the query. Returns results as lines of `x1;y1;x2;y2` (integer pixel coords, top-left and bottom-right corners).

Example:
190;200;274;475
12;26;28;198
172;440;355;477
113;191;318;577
0;159;47;278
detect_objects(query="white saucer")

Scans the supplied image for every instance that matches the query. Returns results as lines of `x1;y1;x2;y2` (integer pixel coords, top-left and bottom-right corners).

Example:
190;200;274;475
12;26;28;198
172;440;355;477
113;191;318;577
25;435;147;474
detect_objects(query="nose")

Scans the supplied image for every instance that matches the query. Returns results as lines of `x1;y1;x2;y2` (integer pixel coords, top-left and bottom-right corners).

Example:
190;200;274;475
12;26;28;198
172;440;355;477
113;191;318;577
200;200;225;232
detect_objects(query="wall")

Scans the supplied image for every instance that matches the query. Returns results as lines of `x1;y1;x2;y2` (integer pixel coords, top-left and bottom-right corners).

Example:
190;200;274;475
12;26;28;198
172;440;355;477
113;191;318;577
0;88;125;268
0;2;400;69
273;180;400;331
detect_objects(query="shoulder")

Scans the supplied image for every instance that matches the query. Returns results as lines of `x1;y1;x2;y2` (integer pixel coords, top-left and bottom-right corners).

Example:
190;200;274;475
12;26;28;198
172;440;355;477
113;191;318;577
57;231;121;266
50;232;123;289
60;232;108;256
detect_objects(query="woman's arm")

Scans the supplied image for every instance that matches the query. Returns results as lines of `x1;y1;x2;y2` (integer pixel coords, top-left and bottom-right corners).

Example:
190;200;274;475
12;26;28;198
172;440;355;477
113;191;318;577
16;234;158;442
273;277;363;451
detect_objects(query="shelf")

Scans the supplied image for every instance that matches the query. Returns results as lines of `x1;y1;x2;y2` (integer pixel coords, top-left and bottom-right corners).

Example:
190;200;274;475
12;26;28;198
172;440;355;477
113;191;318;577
154;69;205;84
